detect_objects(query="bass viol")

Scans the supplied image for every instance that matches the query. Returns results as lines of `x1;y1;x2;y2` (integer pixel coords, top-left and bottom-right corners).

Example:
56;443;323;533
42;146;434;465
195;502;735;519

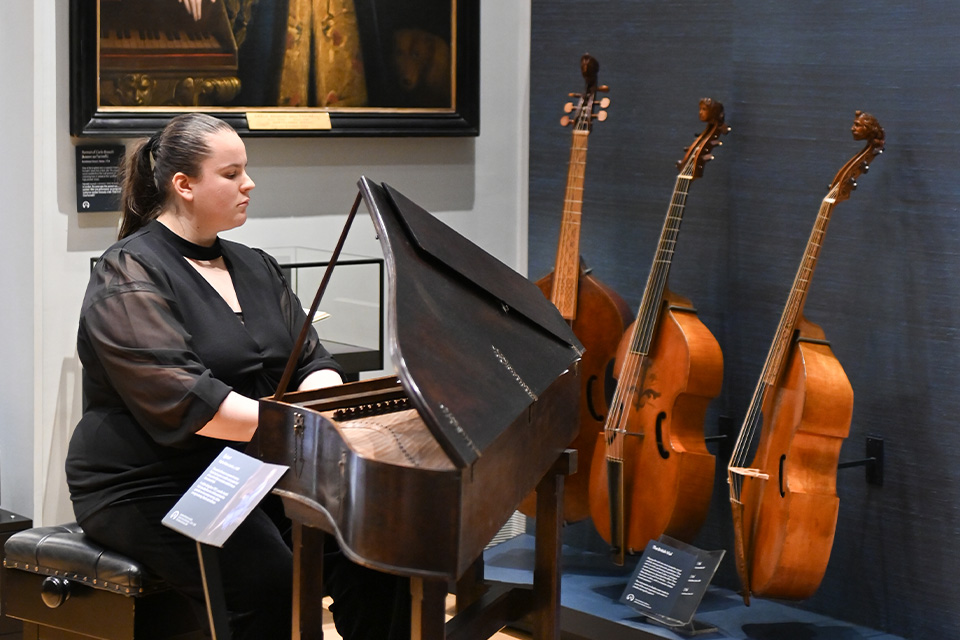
589;98;728;564
518;54;632;523
727;111;885;603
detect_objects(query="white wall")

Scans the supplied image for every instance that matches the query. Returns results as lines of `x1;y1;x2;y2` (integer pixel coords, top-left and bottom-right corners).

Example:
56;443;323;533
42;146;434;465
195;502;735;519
26;2;531;524
0;0;34;519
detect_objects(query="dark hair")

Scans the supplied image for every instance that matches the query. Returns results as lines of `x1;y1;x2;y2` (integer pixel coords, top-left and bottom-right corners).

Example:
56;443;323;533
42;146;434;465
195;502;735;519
117;113;234;239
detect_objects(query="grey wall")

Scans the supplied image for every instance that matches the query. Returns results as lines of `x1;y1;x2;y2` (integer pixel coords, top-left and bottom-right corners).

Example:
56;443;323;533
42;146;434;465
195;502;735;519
0;0;35;518
529;2;958;638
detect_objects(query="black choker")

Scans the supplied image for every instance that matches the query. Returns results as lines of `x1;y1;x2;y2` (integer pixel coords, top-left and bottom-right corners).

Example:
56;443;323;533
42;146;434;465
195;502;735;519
154;220;223;260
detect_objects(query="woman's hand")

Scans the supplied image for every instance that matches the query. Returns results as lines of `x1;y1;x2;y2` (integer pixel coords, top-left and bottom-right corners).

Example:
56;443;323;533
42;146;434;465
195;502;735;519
197;391;259;442
196;370;342;442
179;0;215;21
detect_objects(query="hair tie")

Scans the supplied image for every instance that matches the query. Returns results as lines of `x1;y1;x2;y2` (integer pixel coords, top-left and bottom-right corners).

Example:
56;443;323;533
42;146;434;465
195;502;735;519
145;130;162;158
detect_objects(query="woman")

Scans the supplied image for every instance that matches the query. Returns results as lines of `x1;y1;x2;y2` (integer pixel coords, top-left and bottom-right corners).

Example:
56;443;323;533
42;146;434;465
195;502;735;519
65;113;409;639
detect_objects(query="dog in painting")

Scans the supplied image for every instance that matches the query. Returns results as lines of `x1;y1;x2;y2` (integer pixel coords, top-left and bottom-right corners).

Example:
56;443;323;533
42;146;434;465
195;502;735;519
392;27;451;107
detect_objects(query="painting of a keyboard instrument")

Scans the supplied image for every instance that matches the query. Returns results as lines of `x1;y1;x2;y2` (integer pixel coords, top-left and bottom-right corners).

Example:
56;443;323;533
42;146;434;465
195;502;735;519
71;0;479;136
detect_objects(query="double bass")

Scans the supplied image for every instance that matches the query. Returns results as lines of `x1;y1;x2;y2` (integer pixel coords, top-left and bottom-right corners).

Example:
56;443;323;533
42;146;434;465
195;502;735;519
727;111;885;603
589;99;728;564
518;54;632;523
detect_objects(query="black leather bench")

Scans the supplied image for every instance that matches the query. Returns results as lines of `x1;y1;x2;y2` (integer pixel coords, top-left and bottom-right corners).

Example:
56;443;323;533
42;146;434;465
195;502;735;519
2;523;204;640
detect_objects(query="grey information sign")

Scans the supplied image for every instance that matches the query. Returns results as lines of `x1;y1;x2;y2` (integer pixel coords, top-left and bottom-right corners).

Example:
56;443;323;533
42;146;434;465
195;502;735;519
163;447;288;548
620;536;724;631
76;144;124;212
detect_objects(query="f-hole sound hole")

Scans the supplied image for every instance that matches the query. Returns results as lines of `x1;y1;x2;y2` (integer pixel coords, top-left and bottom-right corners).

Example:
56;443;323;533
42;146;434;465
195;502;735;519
604;358;617;407
655;411;669;459
586;375;604;421
779;454;786;497
587;358;619;422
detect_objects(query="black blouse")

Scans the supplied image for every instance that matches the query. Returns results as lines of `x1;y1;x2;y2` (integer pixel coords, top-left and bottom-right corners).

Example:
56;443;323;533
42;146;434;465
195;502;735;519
66;220;343;521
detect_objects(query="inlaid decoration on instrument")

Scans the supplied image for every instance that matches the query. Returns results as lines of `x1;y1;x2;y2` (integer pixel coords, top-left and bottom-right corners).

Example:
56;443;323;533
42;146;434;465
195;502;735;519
438;403;480;458
626;359;661;410
727;111;885;605
492;346;538;402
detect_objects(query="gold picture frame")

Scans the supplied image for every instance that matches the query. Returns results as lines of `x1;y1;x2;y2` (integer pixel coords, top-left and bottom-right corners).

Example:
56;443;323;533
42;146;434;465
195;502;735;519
70;0;479;137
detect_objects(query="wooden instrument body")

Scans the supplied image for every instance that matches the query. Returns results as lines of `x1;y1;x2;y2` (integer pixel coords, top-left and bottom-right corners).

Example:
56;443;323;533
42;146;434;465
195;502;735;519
255;368;580;582
253;178;585;584
518;54;620;523
589;290;722;551
728;111;882;602
517;268;632;522
737;317;853;599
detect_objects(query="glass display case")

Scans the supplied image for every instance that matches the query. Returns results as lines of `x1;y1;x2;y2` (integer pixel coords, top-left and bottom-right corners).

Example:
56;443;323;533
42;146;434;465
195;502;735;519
268;247;385;380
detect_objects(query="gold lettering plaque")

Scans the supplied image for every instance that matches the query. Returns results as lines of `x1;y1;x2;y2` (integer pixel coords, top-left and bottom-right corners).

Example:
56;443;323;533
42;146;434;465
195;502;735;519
246;111;332;131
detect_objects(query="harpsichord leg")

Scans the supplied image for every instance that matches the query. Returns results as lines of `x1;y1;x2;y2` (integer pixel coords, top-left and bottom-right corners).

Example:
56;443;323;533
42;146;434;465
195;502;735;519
532;449;577;640
292;522;326;640
410;577;447;639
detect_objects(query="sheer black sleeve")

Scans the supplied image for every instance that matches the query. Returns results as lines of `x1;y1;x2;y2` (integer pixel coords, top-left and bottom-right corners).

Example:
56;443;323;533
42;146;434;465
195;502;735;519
79;250;233;447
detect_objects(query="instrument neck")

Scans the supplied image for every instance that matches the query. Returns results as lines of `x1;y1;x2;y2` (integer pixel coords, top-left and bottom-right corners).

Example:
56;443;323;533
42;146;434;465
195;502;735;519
628;166;694;357
728;186;840;496
550;130;590;319
603;160;696;458
761;188;839;385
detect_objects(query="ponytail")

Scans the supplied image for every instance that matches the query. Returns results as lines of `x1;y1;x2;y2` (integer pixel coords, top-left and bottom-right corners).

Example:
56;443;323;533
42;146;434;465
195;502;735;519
116;114;234;240
117;132;163;239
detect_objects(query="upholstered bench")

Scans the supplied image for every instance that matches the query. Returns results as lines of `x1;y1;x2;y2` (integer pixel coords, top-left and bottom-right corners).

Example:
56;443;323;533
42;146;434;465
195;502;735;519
2;523;204;640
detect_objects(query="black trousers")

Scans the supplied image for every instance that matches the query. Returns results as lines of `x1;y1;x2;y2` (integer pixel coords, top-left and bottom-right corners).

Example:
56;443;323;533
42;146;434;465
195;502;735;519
80;494;410;640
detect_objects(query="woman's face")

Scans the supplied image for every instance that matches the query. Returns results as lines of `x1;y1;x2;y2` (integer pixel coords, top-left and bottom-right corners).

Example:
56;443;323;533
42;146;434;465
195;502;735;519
187;129;255;235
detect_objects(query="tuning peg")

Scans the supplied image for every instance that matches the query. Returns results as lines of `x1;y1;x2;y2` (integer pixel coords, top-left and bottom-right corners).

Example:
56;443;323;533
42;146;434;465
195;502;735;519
560;115;571;127
595;111;607;122
563;102;574;113
568;92;580;98
599;97;611;109
598;85;610;92
702;154;715;163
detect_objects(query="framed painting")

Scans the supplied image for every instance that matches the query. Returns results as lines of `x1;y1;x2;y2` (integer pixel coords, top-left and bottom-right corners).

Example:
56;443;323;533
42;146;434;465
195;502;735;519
70;0;479;137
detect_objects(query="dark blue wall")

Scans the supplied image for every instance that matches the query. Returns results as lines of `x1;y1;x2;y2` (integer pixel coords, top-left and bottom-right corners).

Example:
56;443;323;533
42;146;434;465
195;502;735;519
528;2;960;637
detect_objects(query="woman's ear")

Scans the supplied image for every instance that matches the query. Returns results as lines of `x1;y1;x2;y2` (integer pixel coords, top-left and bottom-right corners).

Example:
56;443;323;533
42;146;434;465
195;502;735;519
171;172;194;202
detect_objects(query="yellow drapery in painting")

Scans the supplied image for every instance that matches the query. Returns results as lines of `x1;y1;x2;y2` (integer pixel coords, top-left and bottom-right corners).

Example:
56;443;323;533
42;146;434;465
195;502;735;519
278;0;368;107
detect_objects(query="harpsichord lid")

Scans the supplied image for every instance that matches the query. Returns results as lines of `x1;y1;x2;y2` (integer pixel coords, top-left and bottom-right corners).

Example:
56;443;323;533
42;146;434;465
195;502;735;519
358;177;582;467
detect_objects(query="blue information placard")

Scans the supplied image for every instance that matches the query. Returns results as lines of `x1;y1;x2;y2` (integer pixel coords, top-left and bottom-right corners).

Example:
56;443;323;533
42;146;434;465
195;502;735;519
620;536;724;628
620;539;698;616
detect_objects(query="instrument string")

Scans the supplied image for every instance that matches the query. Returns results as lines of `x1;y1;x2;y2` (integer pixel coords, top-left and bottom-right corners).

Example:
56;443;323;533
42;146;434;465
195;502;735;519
605;154;696;461
727;187;841;497
727;117;883;601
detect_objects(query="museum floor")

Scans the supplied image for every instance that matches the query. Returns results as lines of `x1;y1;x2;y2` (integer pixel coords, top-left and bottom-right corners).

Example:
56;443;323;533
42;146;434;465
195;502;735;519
478;533;906;640
320;595;528;639
321;529;907;639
